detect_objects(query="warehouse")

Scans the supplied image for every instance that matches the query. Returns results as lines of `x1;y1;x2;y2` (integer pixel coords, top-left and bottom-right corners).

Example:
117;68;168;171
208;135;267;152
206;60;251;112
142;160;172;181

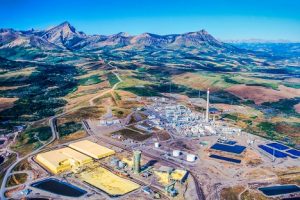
36;147;92;174
68;140;115;159
59;147;93;165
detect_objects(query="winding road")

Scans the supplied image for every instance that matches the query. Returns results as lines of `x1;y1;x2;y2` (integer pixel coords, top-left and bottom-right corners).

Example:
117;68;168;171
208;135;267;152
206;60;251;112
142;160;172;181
0;61;122;200
0;60;206;200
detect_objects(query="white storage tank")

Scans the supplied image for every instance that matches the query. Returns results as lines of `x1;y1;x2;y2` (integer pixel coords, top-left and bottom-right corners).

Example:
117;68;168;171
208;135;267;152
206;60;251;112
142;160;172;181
154;142;160;148
186;154;196;162
173;150;181;157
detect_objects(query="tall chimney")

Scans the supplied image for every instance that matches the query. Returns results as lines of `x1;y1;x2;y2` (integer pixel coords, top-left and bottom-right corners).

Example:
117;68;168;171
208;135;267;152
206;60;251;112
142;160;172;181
206;88;210;122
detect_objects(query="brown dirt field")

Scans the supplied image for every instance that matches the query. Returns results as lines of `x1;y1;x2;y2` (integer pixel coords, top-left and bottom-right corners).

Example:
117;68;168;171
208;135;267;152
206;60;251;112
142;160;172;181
225;84;300;104
274;123;300;144
244;149;263;166
294;103;300;114
214;103;263;117
172;72;230;91
220;186;245;200
0;97;18;111
275;167;300;185
64;86;110;111
63;106;106;121
48;130;88;147
243;168;275;180
240;190;269;200
155;131;171;141
271;116;300;123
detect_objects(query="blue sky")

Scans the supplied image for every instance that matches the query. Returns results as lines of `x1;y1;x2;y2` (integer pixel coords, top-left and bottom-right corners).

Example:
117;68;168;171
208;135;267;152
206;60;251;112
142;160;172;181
1;0;300;40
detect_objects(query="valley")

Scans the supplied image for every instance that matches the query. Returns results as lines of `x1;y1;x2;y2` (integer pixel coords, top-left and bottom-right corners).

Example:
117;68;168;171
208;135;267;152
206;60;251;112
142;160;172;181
0;22;299;200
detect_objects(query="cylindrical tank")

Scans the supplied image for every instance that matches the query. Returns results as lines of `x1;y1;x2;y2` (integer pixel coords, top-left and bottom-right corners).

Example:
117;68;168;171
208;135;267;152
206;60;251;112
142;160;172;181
154;142;160;148
173;150;181;157
118;161;126;169
133;150;141;174
186;154;196;162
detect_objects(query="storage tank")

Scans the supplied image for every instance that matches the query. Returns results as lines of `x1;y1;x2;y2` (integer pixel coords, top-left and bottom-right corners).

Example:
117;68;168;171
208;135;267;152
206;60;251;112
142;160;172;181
118;161;126;169
172;150;181;157
186;154;196;162
154;142;160;148
133;150;141;174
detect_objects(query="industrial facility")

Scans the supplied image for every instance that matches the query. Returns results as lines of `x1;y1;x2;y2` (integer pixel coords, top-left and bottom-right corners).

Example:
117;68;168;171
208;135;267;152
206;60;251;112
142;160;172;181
36;140;115;174
68;140;115;159
36;147;92;174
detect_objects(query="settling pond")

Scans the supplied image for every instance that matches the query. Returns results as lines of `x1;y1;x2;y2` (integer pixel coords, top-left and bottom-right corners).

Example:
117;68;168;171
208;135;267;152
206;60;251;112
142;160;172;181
259;185;300;196
210;143;246;154
209;154;241;163
31;178;87;197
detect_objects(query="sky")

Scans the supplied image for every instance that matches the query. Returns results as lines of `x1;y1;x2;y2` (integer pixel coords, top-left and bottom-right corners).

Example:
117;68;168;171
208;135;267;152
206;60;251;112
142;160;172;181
1;0;300;41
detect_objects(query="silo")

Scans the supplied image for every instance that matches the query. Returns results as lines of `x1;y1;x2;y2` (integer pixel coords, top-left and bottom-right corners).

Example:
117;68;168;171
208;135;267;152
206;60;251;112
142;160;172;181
172;150;181;157
186;154;196;162
154;142;160;148
133;150;141;174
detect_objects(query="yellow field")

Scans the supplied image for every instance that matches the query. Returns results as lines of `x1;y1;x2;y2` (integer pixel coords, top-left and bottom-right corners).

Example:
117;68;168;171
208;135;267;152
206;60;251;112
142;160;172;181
79;167;140;196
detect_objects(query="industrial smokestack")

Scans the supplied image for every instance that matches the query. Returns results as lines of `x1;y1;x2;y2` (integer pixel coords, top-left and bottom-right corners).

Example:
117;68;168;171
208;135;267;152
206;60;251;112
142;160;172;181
206;88;210;122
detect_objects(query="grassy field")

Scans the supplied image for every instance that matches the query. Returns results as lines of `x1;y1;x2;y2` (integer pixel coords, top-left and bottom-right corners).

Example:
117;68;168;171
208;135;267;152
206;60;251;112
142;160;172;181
10;126;52;156
78;74;102;86
107;72;119;87
57;121;83;137
0;153;17;186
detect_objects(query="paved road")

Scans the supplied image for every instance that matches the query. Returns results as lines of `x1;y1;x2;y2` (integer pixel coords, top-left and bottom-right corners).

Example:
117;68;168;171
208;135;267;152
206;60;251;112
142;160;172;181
0;116;57;200
83;119;206;200
0;61;122;200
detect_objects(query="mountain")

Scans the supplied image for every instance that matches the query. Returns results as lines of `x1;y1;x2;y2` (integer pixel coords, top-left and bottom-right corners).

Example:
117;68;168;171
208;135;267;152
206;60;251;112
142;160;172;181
0;22;230;51
41;21;86;49
0;28;61;50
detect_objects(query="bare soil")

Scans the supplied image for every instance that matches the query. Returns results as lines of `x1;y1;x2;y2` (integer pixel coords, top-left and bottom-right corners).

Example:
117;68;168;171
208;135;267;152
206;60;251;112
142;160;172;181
225;84;300;104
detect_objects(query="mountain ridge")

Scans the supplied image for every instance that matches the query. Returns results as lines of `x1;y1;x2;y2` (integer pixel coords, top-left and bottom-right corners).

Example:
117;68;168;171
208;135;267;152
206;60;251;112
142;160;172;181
0;21;231;51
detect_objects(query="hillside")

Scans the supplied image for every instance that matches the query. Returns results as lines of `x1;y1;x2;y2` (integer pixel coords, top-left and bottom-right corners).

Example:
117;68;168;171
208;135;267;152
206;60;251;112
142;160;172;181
0;22;299;151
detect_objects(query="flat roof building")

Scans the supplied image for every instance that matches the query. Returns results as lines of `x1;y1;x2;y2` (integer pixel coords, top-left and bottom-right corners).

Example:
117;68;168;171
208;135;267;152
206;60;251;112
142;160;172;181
69;140;115;159
36;147;92;174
